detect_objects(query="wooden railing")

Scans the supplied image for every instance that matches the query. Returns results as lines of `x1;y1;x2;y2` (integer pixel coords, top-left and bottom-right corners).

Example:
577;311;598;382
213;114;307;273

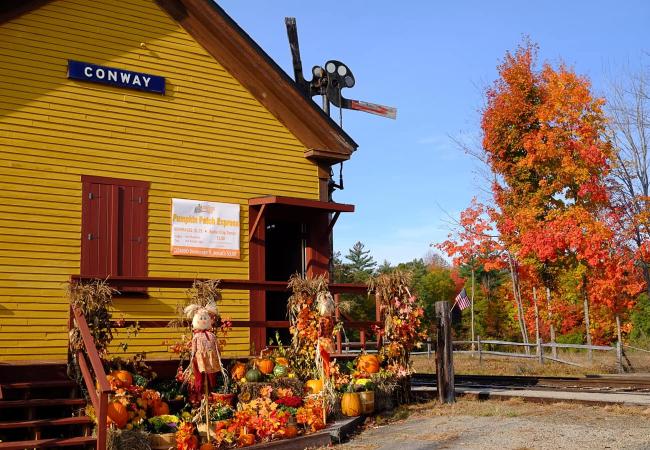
69;306;110;450
69;276;381;356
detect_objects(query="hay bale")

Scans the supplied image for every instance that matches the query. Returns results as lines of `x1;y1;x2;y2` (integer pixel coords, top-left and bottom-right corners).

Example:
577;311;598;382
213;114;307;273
107;428;151;450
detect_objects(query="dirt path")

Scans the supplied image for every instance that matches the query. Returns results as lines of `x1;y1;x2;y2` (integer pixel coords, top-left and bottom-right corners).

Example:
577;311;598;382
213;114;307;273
333;399;650;450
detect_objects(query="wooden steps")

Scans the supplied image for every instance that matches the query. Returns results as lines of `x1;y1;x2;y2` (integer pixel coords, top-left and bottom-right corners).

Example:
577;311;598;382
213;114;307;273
0;416;93;430
0;376;93;449
0;398;86;409
0;435;96;449
1;380;77;391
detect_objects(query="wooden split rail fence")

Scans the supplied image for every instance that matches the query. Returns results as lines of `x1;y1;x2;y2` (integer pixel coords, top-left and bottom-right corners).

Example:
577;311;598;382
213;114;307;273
415;337;629;372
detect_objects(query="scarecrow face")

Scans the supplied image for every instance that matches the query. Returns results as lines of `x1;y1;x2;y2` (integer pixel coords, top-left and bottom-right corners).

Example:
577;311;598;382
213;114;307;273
193;309;213;330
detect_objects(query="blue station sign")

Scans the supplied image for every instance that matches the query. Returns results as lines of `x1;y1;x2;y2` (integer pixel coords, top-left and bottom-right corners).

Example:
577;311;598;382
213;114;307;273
67;60;165;95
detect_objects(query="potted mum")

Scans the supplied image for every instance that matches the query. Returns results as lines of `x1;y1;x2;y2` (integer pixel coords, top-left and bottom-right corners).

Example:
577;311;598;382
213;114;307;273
354;379;375;414
147;414;180;449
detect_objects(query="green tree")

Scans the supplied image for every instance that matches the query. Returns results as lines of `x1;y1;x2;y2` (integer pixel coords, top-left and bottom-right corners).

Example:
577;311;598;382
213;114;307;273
345;241;377;282
332;251;352;283
376;260;394;274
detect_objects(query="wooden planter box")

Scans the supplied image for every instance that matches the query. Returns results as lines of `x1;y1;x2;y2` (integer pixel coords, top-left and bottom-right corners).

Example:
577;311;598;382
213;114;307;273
150;432;175;450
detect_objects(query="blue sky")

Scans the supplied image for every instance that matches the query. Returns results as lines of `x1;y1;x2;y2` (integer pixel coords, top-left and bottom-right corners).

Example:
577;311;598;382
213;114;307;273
219;1;650;265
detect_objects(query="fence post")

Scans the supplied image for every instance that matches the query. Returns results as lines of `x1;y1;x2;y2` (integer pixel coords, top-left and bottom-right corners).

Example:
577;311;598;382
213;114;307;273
427;339;432;360
334;293;342;354
435;301;455;404
537;338;543;365
375;292;383;349
477;335;482;366
616;340;623;374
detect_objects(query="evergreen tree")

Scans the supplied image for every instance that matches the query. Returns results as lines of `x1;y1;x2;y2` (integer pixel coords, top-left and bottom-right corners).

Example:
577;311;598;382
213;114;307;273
332;251;352;283
376;260;394;274
345;241;377;282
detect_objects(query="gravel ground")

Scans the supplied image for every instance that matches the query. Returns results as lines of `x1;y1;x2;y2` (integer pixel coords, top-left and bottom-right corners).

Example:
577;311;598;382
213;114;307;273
332;398;650;450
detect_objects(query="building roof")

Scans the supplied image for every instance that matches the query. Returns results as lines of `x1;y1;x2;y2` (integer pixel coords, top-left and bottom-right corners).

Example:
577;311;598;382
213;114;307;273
0;0;358;162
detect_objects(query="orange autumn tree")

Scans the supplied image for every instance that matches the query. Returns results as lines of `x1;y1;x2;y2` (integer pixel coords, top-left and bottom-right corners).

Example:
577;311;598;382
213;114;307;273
437;199;506;345
481;41;617;347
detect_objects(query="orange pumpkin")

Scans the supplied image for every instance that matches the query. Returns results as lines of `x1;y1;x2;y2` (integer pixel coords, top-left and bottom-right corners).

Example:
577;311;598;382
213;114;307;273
238;433;255;447
110;370;133;387
275;357;289;367
107;401;128;428
153;401;170;416
199;444;215;450
305;379;323;394
230;362;247;380
341;392;362;417
357;355;380;374
256;358;275;375
283;425;298;439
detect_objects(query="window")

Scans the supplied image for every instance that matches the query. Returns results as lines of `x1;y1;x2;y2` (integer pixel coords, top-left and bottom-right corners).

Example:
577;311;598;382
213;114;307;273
81;175;149;279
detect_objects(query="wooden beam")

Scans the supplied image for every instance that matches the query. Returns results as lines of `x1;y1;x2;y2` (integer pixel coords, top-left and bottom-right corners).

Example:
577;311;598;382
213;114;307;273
436;301;455;404
248;195;354;212
69;275;368;294
326;211;341;235
248;204;266;242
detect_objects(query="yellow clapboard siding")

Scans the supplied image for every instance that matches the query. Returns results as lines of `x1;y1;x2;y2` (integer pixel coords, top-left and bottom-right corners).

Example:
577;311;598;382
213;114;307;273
0;46;256;108
0;135;312;179
0;145;315;190
0;165;317;204
0;74;283;128
0;0;321;361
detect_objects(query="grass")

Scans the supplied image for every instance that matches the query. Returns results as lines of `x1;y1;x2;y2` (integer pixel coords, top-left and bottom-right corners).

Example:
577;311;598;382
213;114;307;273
404;396;650;420
412;346;650;377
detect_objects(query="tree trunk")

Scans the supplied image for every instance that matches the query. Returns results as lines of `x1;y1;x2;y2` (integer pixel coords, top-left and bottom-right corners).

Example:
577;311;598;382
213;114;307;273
582;281;593;362
533;287;541;357
507;253;529;351
471;266;475;353
546;287;557;359
616;315;623;373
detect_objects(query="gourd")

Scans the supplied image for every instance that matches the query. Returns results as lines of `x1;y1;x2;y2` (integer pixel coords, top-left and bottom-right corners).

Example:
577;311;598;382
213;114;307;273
107;401;128;428
199;444;215;450
245;367;263;383
256;358;275;375
305;379;323;394
357;354;380;374
273;365;288;377
341;392;362;417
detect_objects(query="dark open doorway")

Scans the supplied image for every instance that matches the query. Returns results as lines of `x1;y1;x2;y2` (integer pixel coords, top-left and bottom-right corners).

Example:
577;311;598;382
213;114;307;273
248;196;354;353
264;220;306;345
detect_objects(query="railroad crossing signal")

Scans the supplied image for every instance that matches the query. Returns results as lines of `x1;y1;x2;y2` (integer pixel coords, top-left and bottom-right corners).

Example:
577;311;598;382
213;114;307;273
285;18;397;121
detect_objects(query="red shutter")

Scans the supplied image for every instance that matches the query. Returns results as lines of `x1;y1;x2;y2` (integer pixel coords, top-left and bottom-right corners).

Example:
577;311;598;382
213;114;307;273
81;176;149;280
81;181;113;277
119;185;148;277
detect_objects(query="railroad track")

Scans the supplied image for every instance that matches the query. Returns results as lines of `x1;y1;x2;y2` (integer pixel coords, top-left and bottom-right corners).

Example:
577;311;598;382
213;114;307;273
411;373;650;394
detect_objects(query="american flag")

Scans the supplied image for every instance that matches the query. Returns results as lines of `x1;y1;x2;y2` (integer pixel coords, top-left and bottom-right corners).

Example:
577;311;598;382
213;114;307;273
455;288;471;311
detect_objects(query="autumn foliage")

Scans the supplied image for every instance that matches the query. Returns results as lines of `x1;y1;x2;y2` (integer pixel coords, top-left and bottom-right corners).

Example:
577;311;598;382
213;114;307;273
438;41;646;345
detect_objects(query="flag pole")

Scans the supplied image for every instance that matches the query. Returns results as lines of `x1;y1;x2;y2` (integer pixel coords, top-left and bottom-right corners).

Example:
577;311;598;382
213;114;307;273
449;298;459;315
